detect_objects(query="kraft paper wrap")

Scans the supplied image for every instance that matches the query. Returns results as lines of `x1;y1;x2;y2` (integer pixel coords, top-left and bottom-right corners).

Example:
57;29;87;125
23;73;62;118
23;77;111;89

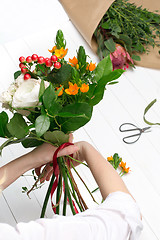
60;0;160;69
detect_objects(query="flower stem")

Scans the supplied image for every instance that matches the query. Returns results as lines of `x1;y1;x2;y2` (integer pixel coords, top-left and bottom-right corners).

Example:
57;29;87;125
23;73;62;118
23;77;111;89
40;172;55;218
59;157;76;215
63;188;67;216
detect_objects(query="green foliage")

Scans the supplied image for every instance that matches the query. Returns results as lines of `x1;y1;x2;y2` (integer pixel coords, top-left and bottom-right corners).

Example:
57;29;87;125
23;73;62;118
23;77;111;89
109;153;122;170
47;64;72;87
7;113;29;139
14;71;21;80
58;103;92;132
55;29;66;49
44;130;69;145
0;111;9;138
95;0;160;59
35;115;50;137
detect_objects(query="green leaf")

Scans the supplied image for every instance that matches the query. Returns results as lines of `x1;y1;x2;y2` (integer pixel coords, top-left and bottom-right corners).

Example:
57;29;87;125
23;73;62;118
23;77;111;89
57;112;87;118
39;79;45;100
104;38;116;53
101;22;111;29
42;84;56;110
0;111;9;138
58;103;92;132
14;71;21;80
132;54;141;61
44;130;69;146
7;113;29;139
89;69;124;106
94;55;113;82
35;115;50;137
77;46;87;67
47;64;72;87
22;137;43;148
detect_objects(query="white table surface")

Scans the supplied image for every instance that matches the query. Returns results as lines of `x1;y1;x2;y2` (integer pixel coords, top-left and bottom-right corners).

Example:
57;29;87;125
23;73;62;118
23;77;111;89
0;0;160;239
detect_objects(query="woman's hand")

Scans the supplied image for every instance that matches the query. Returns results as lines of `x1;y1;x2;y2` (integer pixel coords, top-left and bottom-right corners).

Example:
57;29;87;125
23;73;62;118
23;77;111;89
33;136;85;183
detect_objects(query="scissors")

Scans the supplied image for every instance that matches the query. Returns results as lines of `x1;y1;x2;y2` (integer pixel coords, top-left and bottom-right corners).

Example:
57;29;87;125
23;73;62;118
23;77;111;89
119;123;151;144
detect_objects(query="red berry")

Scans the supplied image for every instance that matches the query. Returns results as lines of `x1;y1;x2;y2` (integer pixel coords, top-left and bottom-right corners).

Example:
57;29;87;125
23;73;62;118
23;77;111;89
21;67;28;74
51;55;58;62
19;63;25;68
45;59;53;67
31;54;38;62
54;62;61;69
24;73;31;80
26;56;32;63
19;56;25;63
38;56;45;64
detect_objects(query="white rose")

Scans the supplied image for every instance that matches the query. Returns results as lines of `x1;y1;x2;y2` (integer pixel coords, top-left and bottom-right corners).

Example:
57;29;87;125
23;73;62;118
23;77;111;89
15;74;25;87
12;78;41;108
0;91;12;104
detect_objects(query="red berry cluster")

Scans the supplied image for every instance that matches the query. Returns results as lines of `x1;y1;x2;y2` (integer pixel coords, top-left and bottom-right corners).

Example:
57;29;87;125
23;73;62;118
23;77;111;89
19;54;61;80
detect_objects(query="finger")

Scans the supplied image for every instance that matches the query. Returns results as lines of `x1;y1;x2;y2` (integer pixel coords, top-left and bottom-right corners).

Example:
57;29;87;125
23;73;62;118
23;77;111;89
35;166;42;176
46;169;54;181
69;133;73;143
57;145;79;158
40;164;53;183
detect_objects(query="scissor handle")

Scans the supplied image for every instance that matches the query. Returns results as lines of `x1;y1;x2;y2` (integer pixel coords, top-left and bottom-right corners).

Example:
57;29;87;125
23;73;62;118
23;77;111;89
122;133;141;144
119;123;140;132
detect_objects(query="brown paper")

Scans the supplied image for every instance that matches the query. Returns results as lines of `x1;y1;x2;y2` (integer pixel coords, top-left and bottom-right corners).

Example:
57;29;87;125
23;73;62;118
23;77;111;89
60;0;160;69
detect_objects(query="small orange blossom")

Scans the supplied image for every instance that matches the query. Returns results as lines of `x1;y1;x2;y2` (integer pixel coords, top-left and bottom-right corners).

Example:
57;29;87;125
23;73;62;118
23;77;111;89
55;47;68;59
80;83;89;93
86;62;96;71
65;82;79;95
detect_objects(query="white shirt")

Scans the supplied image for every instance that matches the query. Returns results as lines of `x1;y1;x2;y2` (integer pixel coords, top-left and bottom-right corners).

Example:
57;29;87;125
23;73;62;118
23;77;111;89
0;192;143;240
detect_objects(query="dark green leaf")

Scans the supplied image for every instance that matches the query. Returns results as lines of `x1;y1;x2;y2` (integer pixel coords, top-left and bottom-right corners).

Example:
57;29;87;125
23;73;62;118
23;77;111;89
0;111;9;138
42;84;56;110
14;71;21;80
39;79;45;100
22;137;43;148
7;113;29;139
58;103;92;132
35;115;50;137
47;64;72;87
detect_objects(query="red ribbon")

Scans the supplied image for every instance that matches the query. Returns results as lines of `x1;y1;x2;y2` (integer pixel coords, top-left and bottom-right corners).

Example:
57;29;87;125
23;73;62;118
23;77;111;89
51;142;78;214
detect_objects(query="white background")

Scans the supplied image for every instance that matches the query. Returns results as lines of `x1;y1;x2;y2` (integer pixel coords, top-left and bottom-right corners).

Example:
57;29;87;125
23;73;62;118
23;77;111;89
0;0;160;239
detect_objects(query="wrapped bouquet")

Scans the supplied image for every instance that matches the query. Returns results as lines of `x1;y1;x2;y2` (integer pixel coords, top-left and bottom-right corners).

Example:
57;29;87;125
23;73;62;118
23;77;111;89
60;0;160;69
0;30;124;217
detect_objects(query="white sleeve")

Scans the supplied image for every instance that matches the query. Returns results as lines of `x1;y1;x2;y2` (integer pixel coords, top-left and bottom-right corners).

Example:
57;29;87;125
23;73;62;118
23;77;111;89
0;191;143;240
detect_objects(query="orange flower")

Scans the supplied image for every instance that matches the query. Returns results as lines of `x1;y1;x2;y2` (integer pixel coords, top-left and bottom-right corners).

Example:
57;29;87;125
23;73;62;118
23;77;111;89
119;161;130;173
54;47;68;59
65;82;79;95
56;85;64;96
69;56;78;66
80;83;89;93
107;156;113;161
48;45;57;53
86;62;96;71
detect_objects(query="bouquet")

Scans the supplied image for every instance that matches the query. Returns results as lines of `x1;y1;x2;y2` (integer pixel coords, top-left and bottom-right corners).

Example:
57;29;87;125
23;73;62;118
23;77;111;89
94;0;160;70
60;0;160;69
0;30;124;217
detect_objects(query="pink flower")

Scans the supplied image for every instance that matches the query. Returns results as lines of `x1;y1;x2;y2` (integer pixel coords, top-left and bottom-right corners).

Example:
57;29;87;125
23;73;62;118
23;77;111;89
110;44;134;70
